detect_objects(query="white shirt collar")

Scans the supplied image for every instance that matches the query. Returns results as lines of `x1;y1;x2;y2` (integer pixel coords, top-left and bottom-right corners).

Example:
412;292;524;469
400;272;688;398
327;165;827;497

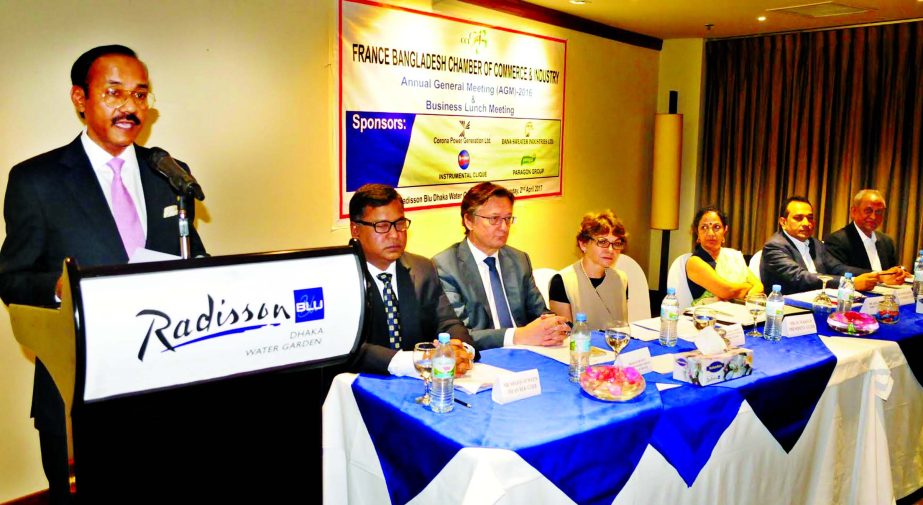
80;130;137;170
466;238;498;265
782;230;810;250
853;222;877;243
366;260;397;281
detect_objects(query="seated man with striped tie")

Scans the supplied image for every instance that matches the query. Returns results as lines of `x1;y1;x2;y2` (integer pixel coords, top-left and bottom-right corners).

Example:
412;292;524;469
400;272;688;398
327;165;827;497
432;182;569;351
348;183;476;375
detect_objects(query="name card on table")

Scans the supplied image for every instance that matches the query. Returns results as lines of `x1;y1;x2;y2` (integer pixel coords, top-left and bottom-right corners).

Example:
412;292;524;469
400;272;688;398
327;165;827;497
492;368;541;404
782;314;817;337
720;323;746;347
895;288;915;306
615;347;652;374
860;297;881;315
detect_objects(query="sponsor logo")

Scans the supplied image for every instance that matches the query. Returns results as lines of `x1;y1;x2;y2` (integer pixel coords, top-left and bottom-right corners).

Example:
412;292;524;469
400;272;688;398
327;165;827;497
294;288;325;323
458;150;470;170
524;121;534;138
520;154;536;166
458;120;470;138
460;29;488;54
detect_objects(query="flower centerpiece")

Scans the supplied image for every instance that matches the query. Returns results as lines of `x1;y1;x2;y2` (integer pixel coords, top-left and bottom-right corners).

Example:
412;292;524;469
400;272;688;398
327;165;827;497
827;310;879;336
579;365;645;401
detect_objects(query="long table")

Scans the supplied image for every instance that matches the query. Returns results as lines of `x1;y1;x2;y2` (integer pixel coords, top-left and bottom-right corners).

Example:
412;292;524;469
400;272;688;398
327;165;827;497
324;306;923;504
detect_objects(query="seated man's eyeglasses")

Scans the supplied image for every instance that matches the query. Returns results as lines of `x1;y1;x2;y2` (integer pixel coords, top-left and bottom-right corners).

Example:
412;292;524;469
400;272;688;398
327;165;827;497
594;237;625;250
353;218;412;233
101;87;156;109
474;214;516;226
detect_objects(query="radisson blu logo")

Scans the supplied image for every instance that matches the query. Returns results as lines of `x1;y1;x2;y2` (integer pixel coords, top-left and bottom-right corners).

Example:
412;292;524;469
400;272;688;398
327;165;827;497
458;150;470;170
294;288;325;323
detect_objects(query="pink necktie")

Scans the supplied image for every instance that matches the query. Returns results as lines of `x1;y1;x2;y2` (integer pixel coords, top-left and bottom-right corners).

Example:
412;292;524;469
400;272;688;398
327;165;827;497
108;158;145;257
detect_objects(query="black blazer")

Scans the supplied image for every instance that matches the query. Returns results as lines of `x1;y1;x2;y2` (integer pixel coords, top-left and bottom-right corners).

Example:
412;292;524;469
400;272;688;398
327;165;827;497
760;231;861;295
823;223;899;272
350;252;474;375
0;135;206;431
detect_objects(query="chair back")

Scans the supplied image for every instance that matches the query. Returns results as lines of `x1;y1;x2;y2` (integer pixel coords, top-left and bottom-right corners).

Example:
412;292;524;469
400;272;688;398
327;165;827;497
532;267;558;306
749;250;762;282
615;254;651;321
667;253;694;310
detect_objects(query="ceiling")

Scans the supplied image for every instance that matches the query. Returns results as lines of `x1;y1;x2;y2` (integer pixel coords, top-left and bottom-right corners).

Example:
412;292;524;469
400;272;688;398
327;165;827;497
524;0;923;39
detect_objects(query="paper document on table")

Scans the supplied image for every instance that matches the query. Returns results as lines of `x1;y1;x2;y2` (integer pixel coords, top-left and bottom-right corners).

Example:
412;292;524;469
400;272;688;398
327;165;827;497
516;342;612;365
455;363;510;394
630;321;661;341
631;317;699;342
685;301;762;324
786;289;863;308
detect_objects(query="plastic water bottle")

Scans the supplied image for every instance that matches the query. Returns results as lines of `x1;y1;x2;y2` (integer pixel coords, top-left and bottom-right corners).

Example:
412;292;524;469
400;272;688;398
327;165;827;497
836;272;855;314
659;288;679;347
430;332;455;413
913;250;923;298
763;284;785;342
568;313;591;382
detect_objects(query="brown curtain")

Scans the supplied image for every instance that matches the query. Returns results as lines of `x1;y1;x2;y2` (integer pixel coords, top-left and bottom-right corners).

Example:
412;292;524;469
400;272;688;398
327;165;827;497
700;21;922;268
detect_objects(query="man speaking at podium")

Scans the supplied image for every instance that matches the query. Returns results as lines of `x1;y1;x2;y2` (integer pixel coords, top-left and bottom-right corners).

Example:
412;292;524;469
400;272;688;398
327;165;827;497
347;183;475;376
0;45;206;504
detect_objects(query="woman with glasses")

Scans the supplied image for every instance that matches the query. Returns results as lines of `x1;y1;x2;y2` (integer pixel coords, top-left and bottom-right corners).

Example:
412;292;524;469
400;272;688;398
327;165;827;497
686;206;762;305
548;210;628;329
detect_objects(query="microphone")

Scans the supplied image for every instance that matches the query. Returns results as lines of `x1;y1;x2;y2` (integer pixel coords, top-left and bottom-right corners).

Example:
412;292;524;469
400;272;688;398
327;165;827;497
148;147;205;201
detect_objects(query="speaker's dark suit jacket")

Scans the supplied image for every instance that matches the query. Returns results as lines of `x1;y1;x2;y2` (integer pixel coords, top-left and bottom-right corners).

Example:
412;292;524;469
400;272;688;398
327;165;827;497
760;231;861;295
823;223;899;273
351;252;474;375
432;241;549;350
0;135;206;433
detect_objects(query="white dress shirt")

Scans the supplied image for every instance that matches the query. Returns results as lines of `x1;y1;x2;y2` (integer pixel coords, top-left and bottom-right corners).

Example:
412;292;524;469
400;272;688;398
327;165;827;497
783;230;817;273
366;261;416;377
80;130;148;235
466;239;518;347
853;222;882;272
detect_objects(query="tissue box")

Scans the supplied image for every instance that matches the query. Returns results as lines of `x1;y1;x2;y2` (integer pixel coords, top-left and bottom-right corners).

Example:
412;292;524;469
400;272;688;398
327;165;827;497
672;348;753;386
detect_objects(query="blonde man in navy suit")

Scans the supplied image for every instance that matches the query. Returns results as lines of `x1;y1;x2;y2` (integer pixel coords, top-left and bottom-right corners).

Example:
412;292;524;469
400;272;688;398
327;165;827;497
432;182;569;351
0;45;205;504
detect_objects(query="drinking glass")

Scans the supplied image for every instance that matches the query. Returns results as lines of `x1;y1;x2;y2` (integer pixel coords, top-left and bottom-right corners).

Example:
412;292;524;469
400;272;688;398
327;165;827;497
692;307;717;331
413;342;437;405
604;320;631;364
812;274;835;314
745;293;767;337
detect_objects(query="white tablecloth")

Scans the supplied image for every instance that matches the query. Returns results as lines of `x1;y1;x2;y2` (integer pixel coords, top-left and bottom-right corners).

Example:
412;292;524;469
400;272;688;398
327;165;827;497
323;336;923;504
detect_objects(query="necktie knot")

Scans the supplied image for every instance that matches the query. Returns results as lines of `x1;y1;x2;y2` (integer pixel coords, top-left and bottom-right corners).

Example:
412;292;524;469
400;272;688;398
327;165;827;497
107;157;125;175
377;272;392;283
484;256;497;270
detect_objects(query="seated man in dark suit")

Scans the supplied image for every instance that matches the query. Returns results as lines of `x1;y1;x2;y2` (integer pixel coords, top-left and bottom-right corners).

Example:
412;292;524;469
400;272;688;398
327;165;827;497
432;182;569;350
824;189;908;280
761;196;882;295
348;183;475;375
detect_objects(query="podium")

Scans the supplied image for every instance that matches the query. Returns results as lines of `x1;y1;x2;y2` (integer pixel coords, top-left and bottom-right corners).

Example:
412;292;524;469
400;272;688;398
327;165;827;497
9;245;367;503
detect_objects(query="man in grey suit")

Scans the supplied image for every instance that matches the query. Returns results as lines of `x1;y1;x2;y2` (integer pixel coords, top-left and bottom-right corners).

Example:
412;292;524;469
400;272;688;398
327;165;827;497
347;184;475;375
824;189;906;275
432;182;569;350
760;196;893;295
0;45;206;504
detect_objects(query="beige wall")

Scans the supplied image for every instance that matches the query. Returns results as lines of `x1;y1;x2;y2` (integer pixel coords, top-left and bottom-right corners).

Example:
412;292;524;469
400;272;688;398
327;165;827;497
0;0;660;499
648;39;705;289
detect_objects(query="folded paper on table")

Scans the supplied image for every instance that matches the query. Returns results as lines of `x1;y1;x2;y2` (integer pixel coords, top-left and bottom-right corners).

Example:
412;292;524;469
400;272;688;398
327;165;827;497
516;341;612;365
455;362;509;394
685;301;762;324
785;289;863;310
631;317;699;342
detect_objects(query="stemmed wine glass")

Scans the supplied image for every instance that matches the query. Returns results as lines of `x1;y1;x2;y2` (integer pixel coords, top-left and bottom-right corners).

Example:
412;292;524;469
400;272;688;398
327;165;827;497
604;320;631;365
812;274;835;314
692;307;717;330
413;342;437;405
745;293;767;338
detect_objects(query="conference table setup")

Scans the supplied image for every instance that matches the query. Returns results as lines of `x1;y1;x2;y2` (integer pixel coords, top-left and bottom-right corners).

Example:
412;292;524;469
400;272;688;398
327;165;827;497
324;291;923;505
